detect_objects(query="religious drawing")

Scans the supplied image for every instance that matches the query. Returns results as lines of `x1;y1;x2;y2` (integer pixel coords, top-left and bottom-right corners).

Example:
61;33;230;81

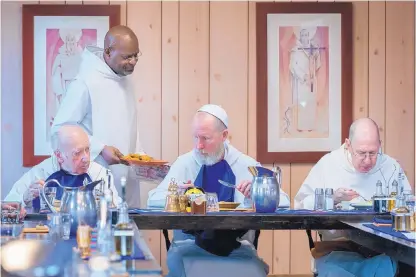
279;26;329;139
45;29;97;137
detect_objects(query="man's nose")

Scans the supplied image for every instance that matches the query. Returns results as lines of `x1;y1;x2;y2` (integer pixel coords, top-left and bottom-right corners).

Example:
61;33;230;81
130;58;138;66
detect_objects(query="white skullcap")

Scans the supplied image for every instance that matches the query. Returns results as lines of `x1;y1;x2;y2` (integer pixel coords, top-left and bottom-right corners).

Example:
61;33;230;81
197;104;228;128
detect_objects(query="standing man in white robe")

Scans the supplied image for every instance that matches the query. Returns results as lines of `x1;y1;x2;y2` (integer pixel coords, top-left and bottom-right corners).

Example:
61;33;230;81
294;118;412;277
51;25;144;208
148;104;290;277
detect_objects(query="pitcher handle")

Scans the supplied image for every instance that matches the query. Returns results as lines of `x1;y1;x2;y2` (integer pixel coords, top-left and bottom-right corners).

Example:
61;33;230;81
40;179;61;213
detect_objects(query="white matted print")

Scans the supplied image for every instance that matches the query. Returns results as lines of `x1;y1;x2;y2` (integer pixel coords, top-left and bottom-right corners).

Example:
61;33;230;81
33;16;109;156
267;14;342;153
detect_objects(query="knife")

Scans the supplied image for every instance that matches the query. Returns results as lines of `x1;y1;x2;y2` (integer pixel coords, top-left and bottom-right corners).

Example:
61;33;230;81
218;180;236;188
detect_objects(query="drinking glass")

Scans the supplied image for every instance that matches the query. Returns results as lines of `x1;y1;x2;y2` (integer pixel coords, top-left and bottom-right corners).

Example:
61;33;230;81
77;225;92;258
1;201;22;224
206;193;219;212
61;213;71;240
40;187;57;211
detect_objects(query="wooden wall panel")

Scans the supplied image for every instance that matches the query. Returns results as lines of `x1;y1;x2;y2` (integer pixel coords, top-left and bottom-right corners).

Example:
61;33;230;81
178;1;210;155
368;1;386;150
209;2;248;152
161;1;179;164
3;1;416;276
386;1;415;186
352;1;369;120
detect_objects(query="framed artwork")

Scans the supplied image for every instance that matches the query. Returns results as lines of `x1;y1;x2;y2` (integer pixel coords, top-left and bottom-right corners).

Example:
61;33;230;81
22;4;120;166
256;2;353;164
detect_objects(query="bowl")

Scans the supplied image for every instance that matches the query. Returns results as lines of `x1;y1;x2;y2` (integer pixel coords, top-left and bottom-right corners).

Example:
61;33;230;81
218;202;240;210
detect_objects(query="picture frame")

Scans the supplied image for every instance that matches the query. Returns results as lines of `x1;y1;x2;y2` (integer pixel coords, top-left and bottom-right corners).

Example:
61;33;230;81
256;2;353;164
22;4;120;166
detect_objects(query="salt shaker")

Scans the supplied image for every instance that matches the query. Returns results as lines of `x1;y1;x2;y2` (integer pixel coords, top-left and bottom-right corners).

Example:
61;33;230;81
314;188;325;210
324;188;334;210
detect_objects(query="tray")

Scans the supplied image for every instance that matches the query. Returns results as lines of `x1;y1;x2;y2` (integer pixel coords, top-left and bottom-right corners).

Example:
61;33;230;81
124;159;169;166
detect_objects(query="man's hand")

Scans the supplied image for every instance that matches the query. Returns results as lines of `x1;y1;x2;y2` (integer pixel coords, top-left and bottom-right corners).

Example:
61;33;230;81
101;145;129;165
23;180;45;204
236;180;252;198
334;188;360;204
2;203;27;220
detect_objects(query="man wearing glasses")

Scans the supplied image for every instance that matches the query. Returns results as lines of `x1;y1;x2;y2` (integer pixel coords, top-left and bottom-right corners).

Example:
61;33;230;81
294;117;412;277
51;25;145;208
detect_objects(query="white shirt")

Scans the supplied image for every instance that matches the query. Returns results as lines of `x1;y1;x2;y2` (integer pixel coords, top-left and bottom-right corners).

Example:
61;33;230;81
294;144;412;240
4;156;122;207
148;143;291;208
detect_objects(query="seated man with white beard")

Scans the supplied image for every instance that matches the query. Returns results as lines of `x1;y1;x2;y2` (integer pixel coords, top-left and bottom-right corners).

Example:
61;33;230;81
294;118;412;277
148;104;290;277
5;125;121;210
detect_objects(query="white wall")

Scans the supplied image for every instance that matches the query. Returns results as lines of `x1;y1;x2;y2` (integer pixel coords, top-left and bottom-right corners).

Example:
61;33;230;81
1;2;31;198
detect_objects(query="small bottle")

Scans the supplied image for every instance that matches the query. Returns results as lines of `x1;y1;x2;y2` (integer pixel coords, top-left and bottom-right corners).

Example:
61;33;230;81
373;180;387;213
388;180;399;211
324;188;334;210
314;188;325;210
113;177;134;256
104;169;115;209
97;195;113;255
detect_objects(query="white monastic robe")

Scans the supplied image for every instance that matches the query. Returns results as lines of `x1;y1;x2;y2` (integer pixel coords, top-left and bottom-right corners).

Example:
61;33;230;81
51;46;144;208
148;142;290;277
294;143;411;212
4;155;121;207
294;144;410;277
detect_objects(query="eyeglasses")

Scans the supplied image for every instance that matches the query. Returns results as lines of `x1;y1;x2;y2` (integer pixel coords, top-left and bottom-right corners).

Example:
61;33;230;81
350;145;381;160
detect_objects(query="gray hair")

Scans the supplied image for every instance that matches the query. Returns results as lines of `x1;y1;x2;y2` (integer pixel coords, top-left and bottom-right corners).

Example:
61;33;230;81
195;111;227;132
50;124;86;152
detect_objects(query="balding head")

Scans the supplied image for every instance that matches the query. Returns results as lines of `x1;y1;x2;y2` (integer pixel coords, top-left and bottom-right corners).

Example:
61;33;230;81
345;118;381;173
103;25;140;76
348;117;380;144
51;125;90;174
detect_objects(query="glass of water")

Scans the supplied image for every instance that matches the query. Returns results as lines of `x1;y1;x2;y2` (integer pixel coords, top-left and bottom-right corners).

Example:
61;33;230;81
61;213;71;240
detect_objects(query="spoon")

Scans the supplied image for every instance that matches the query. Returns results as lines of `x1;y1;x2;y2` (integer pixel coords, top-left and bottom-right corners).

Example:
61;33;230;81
218;180;236;188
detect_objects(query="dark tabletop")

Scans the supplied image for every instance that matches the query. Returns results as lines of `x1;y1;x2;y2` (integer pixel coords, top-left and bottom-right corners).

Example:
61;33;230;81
129;209;390;230
342;221;415;267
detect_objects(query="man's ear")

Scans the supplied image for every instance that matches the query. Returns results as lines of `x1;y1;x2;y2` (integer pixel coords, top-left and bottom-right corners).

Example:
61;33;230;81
54;150;64;163
104;47;112;58
222;130;229;141
344;138;350;149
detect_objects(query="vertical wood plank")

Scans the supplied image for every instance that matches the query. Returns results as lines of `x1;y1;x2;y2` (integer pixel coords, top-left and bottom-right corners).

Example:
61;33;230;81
160;2;179;273
178;2;210;154
272;164;291;274
368;1;386;150
386;1;415;186
161;1;179;164
127;1;162;266
109;0;126;25
352;1;369;120
209;1;248;152
247;0;257;159
289;164;314;275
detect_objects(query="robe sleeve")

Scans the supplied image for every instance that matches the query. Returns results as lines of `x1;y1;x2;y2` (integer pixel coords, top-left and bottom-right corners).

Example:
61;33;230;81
147;157;187;208
51;79;105;159
4;161;50;207
294;159;325;210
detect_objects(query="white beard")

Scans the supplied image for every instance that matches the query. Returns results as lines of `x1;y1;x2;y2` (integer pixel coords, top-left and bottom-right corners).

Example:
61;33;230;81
194;145;225;166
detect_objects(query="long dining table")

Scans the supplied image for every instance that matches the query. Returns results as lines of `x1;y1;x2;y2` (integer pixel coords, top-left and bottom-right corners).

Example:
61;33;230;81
129;208;415;268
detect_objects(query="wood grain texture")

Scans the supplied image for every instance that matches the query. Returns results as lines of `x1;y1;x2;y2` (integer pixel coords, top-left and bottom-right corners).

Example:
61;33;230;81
385;1;415;186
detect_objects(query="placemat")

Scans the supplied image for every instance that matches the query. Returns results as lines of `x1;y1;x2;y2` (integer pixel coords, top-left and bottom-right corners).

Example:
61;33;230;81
363;223;416;243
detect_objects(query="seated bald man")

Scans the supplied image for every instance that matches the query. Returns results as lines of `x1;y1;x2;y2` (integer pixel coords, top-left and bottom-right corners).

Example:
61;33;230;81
148;104;291;277
294;118;412;277
5;125;121;210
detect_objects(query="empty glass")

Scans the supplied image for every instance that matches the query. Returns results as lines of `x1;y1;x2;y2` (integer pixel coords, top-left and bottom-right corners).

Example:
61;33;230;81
206;193;219;212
